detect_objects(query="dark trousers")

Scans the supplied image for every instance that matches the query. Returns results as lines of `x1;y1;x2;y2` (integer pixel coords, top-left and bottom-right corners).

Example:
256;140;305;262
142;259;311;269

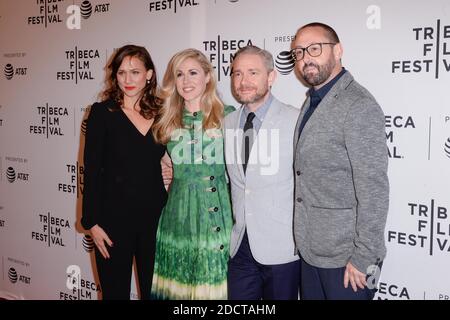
300;257;380;300
95;226;156;300
228;232;300;300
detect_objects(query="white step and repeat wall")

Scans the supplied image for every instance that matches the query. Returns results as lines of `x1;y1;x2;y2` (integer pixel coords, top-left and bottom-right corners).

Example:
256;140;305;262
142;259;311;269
0;0;449;300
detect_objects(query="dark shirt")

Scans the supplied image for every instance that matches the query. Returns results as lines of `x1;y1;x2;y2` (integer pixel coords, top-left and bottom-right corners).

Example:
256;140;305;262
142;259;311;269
298;68;347;138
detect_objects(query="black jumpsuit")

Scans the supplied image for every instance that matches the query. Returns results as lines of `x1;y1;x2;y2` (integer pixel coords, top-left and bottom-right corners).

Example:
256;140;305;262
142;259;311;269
81;99;167;300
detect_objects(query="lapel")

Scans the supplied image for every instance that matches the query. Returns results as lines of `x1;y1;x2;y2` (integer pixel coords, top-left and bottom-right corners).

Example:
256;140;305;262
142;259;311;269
247;97;282;175
233;105;245;181
294;97;309;150
295;71;355;148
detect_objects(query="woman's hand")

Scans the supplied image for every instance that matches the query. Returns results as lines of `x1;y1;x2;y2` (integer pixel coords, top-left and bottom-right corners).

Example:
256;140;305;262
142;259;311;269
161;151;173;190
90;224;113;259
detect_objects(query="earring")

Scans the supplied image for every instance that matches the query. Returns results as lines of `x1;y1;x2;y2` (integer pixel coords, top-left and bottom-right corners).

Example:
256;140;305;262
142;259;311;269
146;79;150;84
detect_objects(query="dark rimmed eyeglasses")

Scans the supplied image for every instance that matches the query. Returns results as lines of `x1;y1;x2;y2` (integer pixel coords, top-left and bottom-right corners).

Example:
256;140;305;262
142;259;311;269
291;43;337;61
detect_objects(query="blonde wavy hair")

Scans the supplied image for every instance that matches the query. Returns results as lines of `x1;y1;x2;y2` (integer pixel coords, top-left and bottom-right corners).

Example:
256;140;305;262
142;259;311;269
152;48;224;144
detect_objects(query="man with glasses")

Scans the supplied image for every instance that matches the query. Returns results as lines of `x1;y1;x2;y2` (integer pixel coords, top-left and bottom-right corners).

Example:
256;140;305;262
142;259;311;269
292;22;389;300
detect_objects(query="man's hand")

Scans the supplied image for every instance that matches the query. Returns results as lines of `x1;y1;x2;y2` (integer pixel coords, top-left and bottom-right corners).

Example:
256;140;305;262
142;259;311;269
344;262;367;292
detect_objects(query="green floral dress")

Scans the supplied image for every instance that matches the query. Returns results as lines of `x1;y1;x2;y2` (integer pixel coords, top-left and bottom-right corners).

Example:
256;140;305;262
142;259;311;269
151;105;235;300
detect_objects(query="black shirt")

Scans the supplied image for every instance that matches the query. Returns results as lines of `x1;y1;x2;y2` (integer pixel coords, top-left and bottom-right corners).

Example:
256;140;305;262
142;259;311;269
298;68;347;138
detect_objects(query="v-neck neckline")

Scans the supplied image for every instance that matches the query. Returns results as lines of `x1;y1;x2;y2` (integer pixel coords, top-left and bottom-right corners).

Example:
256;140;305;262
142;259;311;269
119;107;153;137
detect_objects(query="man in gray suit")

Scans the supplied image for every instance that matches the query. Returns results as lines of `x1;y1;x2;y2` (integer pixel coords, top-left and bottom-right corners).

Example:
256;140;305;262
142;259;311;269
224;45;300;299
292;22;389;300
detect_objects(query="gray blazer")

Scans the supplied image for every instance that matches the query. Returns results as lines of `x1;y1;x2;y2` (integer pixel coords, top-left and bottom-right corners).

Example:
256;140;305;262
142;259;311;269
224;97;300;265
293;71;389;273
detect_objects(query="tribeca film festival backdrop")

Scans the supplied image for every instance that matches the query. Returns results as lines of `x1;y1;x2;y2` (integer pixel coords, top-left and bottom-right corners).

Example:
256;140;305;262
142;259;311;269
0;0;449;300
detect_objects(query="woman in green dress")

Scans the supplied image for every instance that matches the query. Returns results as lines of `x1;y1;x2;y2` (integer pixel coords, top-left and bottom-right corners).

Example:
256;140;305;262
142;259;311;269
151;48;234;299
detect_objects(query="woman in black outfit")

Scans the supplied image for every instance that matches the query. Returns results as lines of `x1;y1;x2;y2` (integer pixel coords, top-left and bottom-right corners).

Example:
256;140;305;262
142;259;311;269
81;45;167;300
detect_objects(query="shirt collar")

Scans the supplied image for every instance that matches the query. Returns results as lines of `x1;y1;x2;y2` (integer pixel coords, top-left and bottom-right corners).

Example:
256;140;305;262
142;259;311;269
309;67;346;100
243;93;273;123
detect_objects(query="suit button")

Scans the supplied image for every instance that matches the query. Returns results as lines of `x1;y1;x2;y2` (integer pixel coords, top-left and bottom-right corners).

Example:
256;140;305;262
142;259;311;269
211;187;217;192
216;226;221;232
210;176;215;180
219;244;224;250
296;197;302;203
214;207;219;212
296;171;301;176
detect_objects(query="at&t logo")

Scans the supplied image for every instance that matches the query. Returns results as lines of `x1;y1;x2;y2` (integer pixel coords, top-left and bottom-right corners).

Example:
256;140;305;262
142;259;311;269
444;137;450;158
78;0;110;19
5;166;29;183
82;234;94;252
275;51;295;75
8;268;18;283
81;118;88;135
8;267;31;285
273;35;296;75
81;0;93;19
80;1;93;19
80;105;91;135
3;63;27;80
6;167;15;183
65;1;111;30
4;64;13;80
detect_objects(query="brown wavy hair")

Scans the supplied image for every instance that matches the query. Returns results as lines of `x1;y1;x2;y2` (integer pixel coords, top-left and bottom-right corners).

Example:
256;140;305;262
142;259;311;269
152;48;224;144
101;44;161;119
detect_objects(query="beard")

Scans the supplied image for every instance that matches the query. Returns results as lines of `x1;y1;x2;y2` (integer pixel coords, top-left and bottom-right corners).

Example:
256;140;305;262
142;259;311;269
235;86;269;105
302;58;335;87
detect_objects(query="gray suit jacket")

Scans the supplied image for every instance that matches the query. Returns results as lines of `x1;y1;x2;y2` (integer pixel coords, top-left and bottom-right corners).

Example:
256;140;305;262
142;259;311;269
293;71;389;273
224;97;300;265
